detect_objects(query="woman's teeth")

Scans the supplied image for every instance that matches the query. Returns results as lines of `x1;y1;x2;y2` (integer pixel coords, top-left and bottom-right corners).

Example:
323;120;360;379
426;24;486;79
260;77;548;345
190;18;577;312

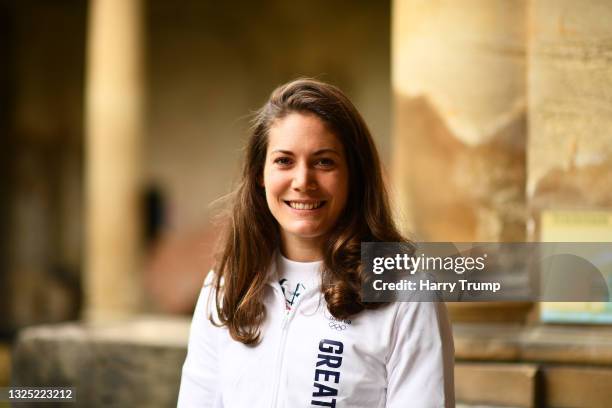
287;201;324;210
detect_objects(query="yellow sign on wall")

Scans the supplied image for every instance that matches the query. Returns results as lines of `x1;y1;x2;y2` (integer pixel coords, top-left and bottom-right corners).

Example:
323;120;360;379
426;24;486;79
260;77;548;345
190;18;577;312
540;210;612;323
541;211;612;242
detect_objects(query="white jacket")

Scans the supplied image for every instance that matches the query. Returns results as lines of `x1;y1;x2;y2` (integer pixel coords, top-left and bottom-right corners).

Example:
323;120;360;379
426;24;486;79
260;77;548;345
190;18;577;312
178;265;455;408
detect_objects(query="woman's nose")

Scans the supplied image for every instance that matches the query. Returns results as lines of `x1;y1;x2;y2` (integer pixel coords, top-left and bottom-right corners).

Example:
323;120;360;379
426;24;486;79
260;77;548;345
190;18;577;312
292;164;317;191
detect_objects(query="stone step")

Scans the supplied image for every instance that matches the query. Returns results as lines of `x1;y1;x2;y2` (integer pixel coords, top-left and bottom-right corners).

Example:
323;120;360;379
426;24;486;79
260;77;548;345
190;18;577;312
543;366;612;408
456;362;538;408
455;358;612;407
454;323;612;365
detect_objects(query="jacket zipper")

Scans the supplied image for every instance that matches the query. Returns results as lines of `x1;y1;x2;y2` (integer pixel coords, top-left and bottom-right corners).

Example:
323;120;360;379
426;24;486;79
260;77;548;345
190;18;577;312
270;287;308;408
271;312;290;408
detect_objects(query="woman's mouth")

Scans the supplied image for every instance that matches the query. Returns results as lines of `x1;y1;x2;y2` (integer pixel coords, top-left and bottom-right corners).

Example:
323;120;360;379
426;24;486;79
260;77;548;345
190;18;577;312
284;201;326;210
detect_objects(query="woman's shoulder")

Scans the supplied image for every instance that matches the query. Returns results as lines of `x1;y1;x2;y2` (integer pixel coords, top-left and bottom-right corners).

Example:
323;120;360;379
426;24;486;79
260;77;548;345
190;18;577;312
391;301;453;345
193;270;222;319
393;300;450;322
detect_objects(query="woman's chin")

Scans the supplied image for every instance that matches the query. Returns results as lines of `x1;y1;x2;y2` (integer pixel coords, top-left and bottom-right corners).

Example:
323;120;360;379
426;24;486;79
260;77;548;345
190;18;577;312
283;224;328;241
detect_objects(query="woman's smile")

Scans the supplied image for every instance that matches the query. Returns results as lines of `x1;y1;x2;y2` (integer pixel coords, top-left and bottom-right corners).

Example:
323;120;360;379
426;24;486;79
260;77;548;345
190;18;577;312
284;200;327;211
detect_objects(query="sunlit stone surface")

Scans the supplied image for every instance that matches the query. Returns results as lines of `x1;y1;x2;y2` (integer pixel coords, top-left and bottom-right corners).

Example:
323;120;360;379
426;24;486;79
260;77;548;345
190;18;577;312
392;0;527;242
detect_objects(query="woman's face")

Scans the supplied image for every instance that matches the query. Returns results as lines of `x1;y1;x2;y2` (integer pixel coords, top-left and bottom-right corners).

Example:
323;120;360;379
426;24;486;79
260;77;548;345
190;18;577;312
263;112;349;255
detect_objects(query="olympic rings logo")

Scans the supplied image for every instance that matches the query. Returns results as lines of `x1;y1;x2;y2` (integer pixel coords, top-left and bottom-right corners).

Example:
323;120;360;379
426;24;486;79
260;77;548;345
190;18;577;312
328;322;347;331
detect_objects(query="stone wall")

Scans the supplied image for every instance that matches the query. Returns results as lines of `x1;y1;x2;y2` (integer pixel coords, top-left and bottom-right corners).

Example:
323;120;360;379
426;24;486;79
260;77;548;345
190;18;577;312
12;317;189;408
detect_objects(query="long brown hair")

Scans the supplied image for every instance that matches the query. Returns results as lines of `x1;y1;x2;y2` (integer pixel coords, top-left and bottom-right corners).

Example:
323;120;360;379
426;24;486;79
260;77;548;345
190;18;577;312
212;78;405;344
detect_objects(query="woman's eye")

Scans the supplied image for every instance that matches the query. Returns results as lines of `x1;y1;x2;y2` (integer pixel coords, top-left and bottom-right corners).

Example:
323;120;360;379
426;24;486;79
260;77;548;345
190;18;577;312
316;158;335;167
274;157;293;166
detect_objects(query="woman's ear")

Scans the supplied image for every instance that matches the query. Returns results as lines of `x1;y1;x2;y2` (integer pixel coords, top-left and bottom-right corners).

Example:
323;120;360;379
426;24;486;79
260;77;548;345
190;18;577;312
258;174;265;188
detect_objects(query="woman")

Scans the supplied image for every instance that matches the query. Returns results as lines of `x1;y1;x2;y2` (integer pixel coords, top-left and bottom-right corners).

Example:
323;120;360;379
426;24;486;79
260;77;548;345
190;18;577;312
178;79;454;407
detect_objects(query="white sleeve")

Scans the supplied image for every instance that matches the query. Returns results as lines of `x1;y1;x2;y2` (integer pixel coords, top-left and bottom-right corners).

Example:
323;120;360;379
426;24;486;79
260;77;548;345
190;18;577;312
177;283;223;407
386;301;455;408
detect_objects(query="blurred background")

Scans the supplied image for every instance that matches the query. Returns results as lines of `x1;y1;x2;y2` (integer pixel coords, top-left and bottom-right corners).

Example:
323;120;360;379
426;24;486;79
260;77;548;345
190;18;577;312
1;0;612;407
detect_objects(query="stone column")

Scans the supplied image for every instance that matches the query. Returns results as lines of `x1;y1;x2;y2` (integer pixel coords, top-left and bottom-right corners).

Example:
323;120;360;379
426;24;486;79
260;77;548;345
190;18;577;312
84;0;145;320
392;0;530;321
393;0;527;241
528;0;612;223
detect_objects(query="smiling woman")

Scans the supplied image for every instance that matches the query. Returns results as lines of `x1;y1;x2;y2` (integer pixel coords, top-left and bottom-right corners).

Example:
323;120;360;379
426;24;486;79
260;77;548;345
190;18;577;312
264;112;349;261
178;79;455;408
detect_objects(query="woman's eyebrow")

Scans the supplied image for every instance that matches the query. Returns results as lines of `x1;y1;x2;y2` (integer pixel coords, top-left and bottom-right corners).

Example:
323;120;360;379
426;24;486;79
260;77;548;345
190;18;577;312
270;149;294;155
312;148;340;156
270;148;340;156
